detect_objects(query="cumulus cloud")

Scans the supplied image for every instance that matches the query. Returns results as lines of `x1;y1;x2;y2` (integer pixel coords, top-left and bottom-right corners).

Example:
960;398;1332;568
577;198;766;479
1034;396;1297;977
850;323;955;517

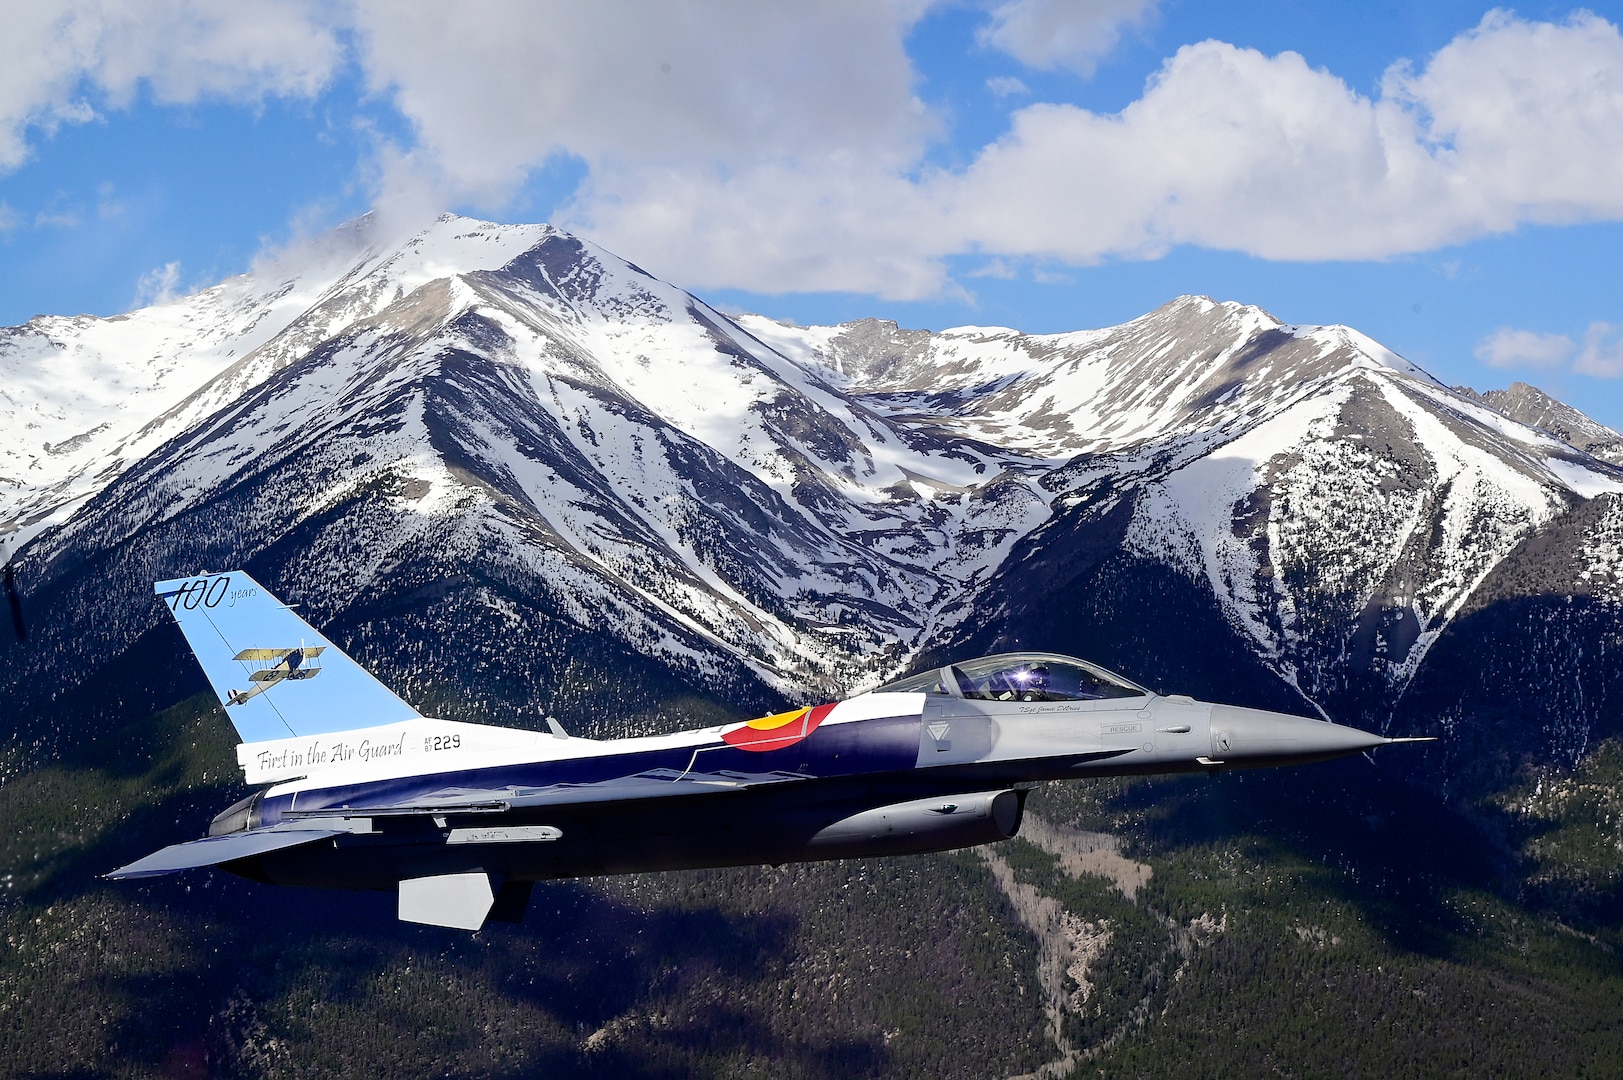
132;260;182;307
1475;328;1576;370
0;0;342;170
1387;11;1623;226
345;0;947;295
7;4;1623;304
349;1;935;203
978;0;1158;76
547;9;1623;295
942;11;1623;265
940;44;1445;262
554;158;961;299
1575;322;1623;378
1476;323;1623;379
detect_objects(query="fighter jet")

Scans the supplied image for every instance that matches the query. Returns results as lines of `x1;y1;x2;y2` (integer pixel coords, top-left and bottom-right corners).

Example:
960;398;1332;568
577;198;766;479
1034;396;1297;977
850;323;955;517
109;570;1430;931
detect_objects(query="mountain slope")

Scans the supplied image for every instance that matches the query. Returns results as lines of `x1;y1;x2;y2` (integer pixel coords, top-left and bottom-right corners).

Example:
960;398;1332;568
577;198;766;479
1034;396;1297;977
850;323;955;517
7;214;1623;1079
759;303;1623;741
7;216;1623;773
0;219;571;551
1470;381;1623;466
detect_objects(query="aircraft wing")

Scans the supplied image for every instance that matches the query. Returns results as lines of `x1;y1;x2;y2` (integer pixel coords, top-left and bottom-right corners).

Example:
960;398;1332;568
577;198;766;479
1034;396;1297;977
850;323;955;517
232;646;327;661
281;767;813;821
105;828;344;879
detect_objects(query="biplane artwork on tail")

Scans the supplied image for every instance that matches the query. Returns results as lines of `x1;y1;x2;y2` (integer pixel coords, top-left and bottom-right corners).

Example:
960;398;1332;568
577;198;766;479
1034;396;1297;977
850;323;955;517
224;645;326;706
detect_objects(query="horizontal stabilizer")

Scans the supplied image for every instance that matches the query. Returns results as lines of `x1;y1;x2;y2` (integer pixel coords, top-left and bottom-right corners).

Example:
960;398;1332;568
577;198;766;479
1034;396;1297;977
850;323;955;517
105;829;341;879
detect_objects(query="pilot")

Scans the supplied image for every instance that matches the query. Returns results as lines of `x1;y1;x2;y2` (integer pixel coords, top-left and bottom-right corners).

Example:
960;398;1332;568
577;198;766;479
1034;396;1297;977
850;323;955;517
988;664;1052;701
1020;664;1051;701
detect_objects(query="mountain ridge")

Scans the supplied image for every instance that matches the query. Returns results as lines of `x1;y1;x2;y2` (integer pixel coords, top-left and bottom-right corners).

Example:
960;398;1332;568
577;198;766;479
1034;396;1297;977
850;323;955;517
4;213;1622;783
7;213;1623;1078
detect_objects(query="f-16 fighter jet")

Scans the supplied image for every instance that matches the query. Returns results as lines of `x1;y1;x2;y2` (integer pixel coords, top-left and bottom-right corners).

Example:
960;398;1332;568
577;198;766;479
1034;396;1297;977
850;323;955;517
110;570;1429;930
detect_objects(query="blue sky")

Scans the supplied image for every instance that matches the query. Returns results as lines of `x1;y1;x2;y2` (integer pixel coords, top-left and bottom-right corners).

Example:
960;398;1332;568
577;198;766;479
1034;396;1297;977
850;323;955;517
3;1;1622;424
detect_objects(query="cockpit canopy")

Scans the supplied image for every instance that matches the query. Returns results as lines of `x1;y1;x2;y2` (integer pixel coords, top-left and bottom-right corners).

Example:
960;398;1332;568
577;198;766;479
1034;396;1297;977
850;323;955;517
873;652;1147;703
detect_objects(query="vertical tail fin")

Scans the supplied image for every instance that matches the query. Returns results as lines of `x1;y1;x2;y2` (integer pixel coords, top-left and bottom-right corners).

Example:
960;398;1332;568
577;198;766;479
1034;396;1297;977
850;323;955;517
156;571;420;743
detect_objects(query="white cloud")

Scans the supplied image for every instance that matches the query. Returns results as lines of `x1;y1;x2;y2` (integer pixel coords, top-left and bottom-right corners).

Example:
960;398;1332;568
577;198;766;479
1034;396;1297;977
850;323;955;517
350;1;936;204
1387;11;1623;226
1575;322;1623;378
978;0;1157;76
968;258;1019;279
942;12;1623;265
34;206;82;229
7;4;1623;305
346;0;948;295
94;180;123;220
548;9;1623;296
1475;328;1575;370
555;158;959;300
0;0;342;171
986;75;1030;98
132;260;182;307
940;44;1444;262
1475;322;1623;379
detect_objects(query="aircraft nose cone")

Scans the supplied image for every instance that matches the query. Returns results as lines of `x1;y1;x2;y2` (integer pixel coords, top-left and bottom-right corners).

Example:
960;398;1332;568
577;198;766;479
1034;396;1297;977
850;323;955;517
1209;704;1388;765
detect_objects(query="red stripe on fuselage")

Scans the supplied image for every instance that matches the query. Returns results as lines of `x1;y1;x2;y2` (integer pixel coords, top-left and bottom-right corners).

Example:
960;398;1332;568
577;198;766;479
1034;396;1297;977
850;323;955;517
721;702;836;751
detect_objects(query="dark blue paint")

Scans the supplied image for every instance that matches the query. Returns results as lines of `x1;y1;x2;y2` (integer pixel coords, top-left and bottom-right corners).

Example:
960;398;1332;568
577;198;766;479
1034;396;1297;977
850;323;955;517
259;712;923;824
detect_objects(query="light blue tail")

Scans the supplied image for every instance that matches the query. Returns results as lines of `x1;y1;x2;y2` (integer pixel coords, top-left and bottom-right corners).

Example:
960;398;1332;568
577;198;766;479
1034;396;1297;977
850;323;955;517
155;570;420;743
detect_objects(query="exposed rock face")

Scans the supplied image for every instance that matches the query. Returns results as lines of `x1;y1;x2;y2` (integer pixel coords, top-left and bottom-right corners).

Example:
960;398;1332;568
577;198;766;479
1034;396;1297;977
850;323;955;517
4;215;1622;795
1469;382;1623;466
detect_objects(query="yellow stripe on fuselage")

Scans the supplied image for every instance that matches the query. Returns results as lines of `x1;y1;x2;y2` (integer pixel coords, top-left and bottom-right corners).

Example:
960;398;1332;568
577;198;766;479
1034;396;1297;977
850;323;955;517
746;706;810;731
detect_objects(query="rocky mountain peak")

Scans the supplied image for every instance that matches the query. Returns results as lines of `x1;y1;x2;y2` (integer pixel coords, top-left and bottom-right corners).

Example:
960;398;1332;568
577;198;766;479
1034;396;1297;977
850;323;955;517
5;217;1623;788
1468;381;1623;466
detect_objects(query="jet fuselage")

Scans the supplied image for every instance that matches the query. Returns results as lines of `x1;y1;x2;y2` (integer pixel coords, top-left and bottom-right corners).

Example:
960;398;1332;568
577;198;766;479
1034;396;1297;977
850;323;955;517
213;686;1394;891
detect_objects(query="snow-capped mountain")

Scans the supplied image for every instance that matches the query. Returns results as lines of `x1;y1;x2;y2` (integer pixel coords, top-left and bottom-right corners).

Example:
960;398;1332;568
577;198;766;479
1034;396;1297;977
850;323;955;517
0;218;566;550
5;214;1622;788
1466;381;1623;466
761;306;1623;769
